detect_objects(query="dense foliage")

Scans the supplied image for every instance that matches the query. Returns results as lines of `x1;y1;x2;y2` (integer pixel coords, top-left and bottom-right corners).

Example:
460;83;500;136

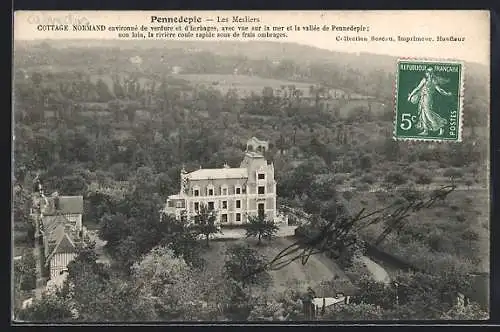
13;41;489;321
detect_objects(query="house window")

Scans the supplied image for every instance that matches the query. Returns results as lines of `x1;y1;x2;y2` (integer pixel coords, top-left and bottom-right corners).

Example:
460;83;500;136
258;173;265;180
208;202;215;210
221;214;228;223
235;186;241;195
236;213;241;222
258;186;265;194
176;201;183;208
168;201;174;207
194;189;200;197
222;201;228;209
222;187;228;195
208;189;214;196
194;202;199;211
236;200;241;209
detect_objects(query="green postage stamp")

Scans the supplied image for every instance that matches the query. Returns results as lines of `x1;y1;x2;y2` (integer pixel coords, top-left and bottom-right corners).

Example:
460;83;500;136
394;59;464;142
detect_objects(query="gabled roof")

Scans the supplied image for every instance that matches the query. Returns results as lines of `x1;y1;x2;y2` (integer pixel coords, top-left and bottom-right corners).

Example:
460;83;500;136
186;168;248;180
54;233;77;254
45;231;77;264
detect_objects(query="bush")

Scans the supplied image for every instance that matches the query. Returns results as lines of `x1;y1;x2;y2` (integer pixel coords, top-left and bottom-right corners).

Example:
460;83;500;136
415;172;433;185
357;183;371;192
361;174;375;184
443;168;464;179
385;172;407;185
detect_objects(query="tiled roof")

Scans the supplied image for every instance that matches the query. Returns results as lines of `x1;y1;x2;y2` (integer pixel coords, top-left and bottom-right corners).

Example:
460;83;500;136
186;168;248;180
42;215;69;232
44;196;84;215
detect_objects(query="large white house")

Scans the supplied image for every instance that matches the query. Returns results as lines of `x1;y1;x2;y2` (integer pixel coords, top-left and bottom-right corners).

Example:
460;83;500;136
163;140;278;225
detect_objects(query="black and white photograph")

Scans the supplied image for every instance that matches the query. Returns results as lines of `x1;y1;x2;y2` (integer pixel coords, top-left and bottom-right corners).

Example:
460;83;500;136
12;10;490;322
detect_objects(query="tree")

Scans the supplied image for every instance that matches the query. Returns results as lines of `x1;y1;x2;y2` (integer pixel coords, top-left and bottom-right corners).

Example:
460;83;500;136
415;172;433;185
17;251;36;291
158;213;204;268
351;276;396;310
17;292;75;322
131;246;206;320
61;246;156;322
245;214;279;245
322;303;385;320
223;244;271;288
99;213;130;248
359;154;372;171
192;204;222;247
440;302;489;320
385;171;407;186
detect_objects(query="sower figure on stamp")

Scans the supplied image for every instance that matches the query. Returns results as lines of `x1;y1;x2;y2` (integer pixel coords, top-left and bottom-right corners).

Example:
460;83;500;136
408;67;452;136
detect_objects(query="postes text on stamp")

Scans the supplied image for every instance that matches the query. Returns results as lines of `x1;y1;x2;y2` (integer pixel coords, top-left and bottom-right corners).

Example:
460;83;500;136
394;59;463;142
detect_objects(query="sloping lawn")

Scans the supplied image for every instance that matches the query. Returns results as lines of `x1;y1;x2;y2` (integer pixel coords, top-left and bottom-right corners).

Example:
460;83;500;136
201;236;352;294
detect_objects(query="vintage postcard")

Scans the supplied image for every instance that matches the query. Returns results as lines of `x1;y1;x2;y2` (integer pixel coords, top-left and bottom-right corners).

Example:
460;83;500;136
12;10;490;323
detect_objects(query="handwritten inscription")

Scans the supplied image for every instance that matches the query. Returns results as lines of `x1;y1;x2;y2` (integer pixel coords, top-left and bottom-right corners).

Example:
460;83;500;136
244;185;456;279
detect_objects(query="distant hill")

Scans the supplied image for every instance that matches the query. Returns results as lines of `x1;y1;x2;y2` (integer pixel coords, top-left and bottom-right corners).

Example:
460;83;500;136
14;39;488;77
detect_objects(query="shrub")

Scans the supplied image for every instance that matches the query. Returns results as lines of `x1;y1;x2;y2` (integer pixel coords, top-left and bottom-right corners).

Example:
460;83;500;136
385;172;407;185
443;168;464;179
342;191;353;201
357;183;371;192
361;174;375;184
415;172;433;185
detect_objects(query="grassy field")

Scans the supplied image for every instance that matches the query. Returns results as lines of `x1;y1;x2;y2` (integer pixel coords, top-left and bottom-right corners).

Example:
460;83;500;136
175;74;314;97
338;100;387;118
201;237;352;294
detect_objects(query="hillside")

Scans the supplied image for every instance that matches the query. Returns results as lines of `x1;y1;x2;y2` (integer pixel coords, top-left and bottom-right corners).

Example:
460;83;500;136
14;39;489;76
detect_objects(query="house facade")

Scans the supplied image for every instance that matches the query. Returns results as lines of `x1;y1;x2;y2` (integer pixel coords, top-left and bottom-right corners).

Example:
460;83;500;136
40;192;84;280
163;147;278;225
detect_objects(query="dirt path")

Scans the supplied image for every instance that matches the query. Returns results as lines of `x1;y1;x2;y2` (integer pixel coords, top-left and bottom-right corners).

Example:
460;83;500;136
359;256;391;284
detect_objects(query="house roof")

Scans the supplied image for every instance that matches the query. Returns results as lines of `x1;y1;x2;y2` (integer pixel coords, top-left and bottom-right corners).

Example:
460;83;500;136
247;137;268;145
42;214;69;232
45;230;77;264
54;233;77;254
186;168;248;180
44;196;84;215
